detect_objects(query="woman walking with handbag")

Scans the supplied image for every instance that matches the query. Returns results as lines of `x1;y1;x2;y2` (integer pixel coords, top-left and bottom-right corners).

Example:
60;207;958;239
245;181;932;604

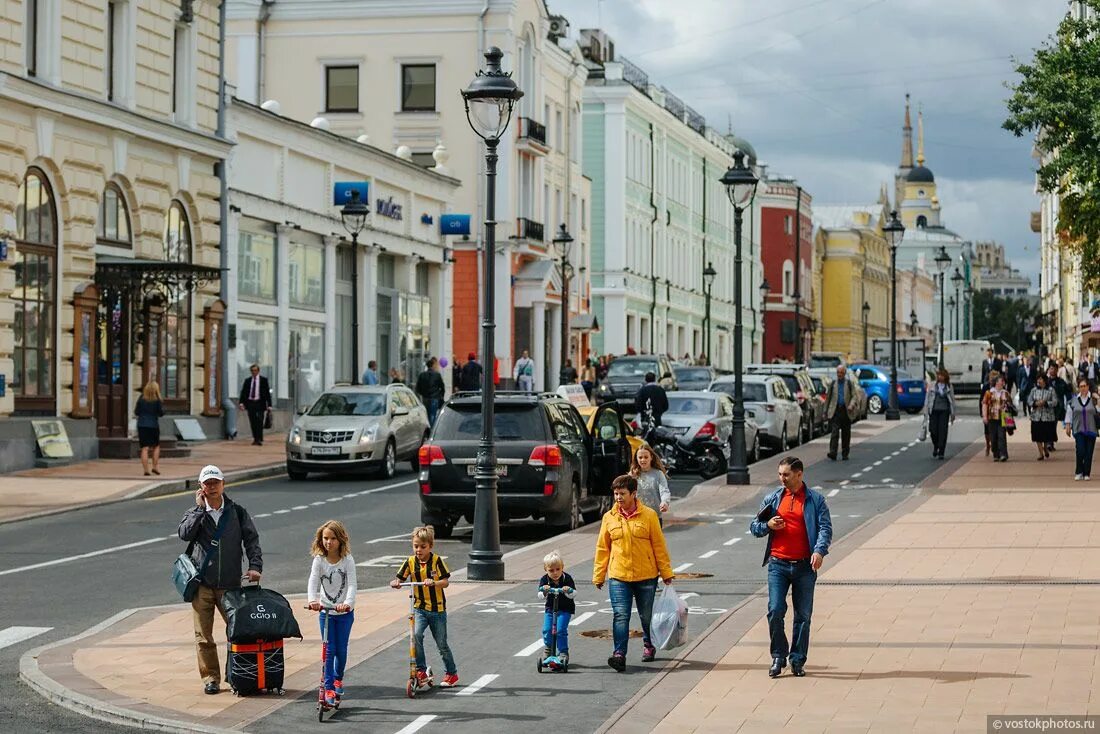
1065;378;1100;481
922;369;956;460
135;380;165;476
1027;373;1058;460
982;374;1011;462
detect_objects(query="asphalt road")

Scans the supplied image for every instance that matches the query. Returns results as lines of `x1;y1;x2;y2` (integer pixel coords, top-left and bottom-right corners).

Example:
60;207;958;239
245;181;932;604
0;403;984;733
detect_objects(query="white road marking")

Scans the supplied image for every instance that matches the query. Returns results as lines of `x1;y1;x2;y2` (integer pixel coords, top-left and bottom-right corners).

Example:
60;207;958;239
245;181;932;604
698;550;719;559
515;640;545;657
852;472;863;479
455;673;498;696
325;497;342;502
274;509;291;514
899;445;909;451
570;612;595;626
366;533;411;544
826;489;840;498
723;537;742;546
0;536;171;577
891;451;901;457
311;501;326;506
394;715;437;734
477;608;498;613
343;493;359;499
873;460;883;466
717;518;734;525
882;478;893;483
507;609;528;614
292;505;309;511
0;626;52;651
862;466;873;472
673;562;694;572
253;513;271;518
839;480;850;486
679;592;699;600
849;514;861;518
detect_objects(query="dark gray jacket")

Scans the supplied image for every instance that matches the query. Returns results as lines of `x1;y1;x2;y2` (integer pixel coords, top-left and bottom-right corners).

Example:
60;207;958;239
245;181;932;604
178;497;263;590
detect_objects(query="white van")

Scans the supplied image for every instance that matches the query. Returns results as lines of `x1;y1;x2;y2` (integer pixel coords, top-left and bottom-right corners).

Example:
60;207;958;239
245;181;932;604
942;340;992;394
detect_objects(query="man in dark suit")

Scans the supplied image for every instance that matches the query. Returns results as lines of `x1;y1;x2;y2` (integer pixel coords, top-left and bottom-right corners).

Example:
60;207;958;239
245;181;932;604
238;363;273;445
1080;353;1099;389
1017;354;1035;416
980;348;1001;394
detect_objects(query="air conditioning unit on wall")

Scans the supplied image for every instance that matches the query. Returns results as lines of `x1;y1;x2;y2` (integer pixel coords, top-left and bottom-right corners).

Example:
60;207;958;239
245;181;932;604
548;15;570;42
579;29;614;65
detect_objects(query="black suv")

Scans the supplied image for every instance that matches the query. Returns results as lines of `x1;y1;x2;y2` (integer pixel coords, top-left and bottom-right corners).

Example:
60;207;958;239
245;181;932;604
595;354;678;411
418;392;632;537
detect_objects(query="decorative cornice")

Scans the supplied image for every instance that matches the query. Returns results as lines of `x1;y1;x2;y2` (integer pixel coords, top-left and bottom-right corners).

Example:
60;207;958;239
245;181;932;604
227;0;519;21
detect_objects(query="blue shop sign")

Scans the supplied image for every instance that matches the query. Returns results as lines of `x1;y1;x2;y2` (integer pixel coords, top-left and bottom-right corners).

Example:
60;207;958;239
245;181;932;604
440;214;471;236
333;181;370;206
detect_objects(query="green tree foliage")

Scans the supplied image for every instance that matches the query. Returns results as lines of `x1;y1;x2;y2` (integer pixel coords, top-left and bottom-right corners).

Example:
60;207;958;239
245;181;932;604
1004;1;1100;291
971;291;1041;353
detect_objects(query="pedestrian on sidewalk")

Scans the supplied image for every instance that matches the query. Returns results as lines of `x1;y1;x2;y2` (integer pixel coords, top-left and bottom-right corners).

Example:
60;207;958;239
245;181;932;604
416;357;446;426
362;360;380;385
824;365;859;461
749;456;832;678
238;363;272;446
982;374;1012;462
580;359;597;400
1027;373;1058;461
593;474;674;672
514;350;536;393
1048;364;1070;453
559;358;578;387
922;368;956;460
177;465;263;695
135;380;164;476
631;445;671;525
1066;378;1100;481
459;352;482;391
307;520;357;708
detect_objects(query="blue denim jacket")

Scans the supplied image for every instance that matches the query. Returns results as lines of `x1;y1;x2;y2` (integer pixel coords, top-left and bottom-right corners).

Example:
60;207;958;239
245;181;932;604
749;484;833;566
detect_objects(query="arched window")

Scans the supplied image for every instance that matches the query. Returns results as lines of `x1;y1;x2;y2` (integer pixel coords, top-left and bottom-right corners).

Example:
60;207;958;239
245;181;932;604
916;215;928;229
96;184;131;246
159;201;191;406
13;168;58;411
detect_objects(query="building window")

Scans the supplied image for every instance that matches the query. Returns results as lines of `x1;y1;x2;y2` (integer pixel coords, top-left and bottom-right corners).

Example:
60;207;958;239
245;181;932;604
160;202;191;405
784;215;793;235
916;215;928;229
555;107;563;149
325;66;359;112
288;240;324;309
401;64;436;111
410;151;436;169
96;184;131;247
13;168;57;411
26;0;38;76
238;227;276;301
236;316;277;397
782;260;794;296
171;22;193;121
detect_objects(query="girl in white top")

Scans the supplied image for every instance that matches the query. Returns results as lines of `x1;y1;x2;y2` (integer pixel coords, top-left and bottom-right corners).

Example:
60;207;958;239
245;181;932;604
307;520;357;705
631;445;671;525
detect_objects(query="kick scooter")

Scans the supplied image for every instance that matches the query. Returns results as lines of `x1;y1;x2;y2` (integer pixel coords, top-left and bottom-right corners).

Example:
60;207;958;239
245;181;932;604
536;587;569;674
400;581;434;698
304;604;341;721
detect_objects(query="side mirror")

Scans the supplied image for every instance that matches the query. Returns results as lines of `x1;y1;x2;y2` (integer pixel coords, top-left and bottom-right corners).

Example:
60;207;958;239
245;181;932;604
298;405;310;415
599;424;617;440
662;372;672;381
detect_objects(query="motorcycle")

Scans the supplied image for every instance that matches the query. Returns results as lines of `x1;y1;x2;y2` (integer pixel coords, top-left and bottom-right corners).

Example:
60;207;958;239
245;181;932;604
635;409;728;480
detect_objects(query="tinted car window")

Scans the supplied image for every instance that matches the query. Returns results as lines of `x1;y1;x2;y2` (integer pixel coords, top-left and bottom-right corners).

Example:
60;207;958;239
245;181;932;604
809;355;842;368
779;375;801;395
712;383;767;402
434;405;545;441
857;368;878;381
772;380;792;400
545;403;583;442
675;367;712;381
608;360;658;377
309;392;385;416
667;396;716;414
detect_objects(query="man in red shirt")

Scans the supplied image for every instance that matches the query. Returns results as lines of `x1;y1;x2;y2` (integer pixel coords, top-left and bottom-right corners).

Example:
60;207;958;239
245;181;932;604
749;456;833;678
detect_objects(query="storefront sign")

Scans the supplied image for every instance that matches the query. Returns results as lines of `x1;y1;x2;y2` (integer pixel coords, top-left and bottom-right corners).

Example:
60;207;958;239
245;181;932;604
1091;315;1100;333
0;239;8;260
376;197;403;220
333;181;370;206
420;214;433;225
31;419;73;459
440;214;471;235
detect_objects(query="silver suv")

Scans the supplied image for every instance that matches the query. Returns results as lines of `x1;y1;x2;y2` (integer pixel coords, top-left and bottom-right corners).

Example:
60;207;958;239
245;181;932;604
286;384;430;480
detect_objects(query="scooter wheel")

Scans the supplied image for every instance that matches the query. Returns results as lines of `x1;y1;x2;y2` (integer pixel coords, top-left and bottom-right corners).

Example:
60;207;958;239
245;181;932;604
406;679;416;698
562;663;569;673
536;659;544;674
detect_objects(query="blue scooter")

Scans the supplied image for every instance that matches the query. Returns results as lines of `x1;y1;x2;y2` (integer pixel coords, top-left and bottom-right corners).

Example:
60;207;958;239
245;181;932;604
536;587;569;674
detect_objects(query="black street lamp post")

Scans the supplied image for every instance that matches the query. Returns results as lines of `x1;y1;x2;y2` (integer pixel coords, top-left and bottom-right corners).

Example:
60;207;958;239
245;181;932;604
758;277;771;362
951;267;964;341
861;300;871;361
934;246;951;367
340;188;370;384
947;296;956;341
882;210;905;421
703;261;717;365
720;151;759;485
552;224;574;377
461;47;523;581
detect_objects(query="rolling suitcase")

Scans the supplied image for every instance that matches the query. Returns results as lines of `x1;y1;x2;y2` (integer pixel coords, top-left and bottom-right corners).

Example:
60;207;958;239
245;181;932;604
226;638;286;695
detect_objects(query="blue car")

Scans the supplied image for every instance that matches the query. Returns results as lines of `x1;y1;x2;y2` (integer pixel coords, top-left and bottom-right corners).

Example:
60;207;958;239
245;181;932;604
850;364;926;415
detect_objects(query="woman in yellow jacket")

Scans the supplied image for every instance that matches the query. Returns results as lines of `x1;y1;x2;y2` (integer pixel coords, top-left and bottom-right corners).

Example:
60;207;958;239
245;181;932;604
593;474;675;672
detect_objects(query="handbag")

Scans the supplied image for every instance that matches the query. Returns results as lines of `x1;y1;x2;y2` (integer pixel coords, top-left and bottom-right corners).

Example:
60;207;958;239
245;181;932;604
172;507;231;602
263;410;273;430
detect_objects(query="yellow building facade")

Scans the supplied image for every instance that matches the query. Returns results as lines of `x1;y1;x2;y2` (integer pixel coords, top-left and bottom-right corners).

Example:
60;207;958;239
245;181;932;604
0;0;231;469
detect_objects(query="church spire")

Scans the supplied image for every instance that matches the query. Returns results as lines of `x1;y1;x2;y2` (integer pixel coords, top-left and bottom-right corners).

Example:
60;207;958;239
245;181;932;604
916;106;926;166
900;93;914;169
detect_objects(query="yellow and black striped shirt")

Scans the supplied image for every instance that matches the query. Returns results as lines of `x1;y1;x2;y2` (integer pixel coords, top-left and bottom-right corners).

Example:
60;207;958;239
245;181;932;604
396;553;451;612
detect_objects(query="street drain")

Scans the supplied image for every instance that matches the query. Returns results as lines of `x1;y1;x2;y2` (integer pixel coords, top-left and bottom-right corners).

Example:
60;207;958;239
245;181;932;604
675;572;713;579
581;629;643;640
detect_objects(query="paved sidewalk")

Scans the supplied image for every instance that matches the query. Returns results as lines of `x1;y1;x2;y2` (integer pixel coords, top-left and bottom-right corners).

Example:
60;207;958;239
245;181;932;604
604;423;1100;733
0;440;285;524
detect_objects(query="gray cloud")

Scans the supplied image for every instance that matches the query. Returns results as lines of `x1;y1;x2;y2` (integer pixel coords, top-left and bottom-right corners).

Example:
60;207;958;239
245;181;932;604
548;0;1066;283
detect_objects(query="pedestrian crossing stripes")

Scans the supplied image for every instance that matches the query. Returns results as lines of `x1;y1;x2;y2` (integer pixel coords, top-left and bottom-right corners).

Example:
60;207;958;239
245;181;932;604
0;626;52;652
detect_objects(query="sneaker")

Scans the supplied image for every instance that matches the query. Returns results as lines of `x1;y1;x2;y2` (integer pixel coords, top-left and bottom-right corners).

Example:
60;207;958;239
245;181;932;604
560;652;569;665
324;690;336;707
440;673;459;688
415;670;430;684
333;679;344;696
543;645;553;660
1086;476;1092;481
607;653;626;672
1075;474;1083;481
642;644;656;662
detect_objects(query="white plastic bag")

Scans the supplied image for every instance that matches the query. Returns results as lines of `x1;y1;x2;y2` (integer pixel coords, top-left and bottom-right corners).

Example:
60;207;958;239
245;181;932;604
650;584;689;650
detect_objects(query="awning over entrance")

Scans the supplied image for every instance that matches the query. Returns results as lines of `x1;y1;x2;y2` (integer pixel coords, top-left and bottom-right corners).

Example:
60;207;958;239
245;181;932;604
95;256;223;299
570;312;600;331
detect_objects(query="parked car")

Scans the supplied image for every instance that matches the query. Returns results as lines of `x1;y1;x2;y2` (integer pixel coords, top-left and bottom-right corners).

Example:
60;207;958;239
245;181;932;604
657;391;760;465
745;363;827;442
595;354;678;410
672;365;717;391
808;366;868;421
576;403;646;462
418;392;631;537
286;384;430;481
709;374;801;453
808;352;845;369
850;364;926;414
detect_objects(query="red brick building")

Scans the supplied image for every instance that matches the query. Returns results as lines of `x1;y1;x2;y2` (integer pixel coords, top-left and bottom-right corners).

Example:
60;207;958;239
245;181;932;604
759;178;814;363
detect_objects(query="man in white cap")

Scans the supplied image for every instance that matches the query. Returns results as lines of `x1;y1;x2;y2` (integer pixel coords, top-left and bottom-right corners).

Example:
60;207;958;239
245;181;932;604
177;465;263;694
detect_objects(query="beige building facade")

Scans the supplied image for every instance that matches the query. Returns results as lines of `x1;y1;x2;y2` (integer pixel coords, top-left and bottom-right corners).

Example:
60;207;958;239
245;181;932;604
0;0;231;469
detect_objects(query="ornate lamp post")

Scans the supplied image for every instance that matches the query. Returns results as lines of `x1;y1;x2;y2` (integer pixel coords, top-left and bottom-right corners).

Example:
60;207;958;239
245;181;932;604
720;151;759;485
758;277;771;362
340;188;370;384
934;246;952;368
862;300;871;361
703;261;717;365
460;46;523;581
882;210;905;420
946;296;957;341
552;224;574;376
951;267;964;340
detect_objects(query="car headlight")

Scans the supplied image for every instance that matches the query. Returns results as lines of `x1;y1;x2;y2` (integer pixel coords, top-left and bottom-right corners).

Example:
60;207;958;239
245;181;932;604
359;425;379;444
598;383;611;394
289;427;301;446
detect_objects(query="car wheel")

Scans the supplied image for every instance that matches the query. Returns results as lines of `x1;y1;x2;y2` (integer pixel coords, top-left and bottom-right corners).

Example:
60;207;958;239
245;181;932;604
411;432;429;473
802;417;812;444
286;464;307;481
780;428;789;453
750;433;760;463
699;445;726;480
380;440;396;479
554;482;583;531
433;520;455;539
868;394;884;414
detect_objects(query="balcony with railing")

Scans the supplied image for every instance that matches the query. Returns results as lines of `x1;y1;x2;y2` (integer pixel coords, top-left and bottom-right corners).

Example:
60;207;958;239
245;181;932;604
516;217;545;243
516;117;549;155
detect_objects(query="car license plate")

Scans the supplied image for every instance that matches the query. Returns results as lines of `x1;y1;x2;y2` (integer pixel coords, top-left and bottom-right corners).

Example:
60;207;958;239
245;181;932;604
311;446;341;455
908;387;921;393
466;464;508;476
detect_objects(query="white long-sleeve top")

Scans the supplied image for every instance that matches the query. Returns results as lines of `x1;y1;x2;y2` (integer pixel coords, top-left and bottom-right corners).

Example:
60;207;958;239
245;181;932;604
307;554;358;614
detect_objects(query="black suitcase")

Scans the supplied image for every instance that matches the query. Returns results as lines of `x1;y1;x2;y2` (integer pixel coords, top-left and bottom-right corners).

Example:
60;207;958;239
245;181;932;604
226;639;286;695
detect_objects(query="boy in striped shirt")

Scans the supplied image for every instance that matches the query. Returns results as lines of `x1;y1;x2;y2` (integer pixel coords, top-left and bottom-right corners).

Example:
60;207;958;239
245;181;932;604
390;525;459;687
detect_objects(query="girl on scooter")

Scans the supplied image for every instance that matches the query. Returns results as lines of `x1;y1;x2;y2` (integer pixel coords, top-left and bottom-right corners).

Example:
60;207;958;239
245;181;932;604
307;520;357;708
631;446;671;525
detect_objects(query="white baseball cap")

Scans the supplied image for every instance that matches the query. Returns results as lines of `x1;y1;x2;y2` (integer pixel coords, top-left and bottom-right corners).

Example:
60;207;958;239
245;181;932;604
198;465;225;484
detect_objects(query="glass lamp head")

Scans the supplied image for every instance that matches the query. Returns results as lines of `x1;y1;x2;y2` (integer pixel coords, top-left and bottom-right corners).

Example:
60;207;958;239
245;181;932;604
461;47;524;141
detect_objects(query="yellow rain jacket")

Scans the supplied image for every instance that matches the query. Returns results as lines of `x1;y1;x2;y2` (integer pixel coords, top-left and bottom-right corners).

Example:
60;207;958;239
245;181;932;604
593;501;674;585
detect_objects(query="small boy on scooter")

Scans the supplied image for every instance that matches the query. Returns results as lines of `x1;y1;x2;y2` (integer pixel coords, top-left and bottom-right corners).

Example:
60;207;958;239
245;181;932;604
390;526;459;688
538;551;577;665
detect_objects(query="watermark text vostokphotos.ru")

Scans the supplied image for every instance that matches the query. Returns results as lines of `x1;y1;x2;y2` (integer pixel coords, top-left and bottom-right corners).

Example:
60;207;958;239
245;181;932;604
989;716;1099;732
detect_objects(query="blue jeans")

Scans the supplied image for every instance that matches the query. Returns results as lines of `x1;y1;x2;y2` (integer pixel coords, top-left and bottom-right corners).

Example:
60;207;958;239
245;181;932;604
319;611;354;690
609;578;657;656
542;610;572;654
413;609;457;675
1076;433;1097;477
426;399;442;427
767;558;817;666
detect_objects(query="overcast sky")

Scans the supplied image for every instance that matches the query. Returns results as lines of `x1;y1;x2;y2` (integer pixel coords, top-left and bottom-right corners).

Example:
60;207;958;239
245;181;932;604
547;0;1068;285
